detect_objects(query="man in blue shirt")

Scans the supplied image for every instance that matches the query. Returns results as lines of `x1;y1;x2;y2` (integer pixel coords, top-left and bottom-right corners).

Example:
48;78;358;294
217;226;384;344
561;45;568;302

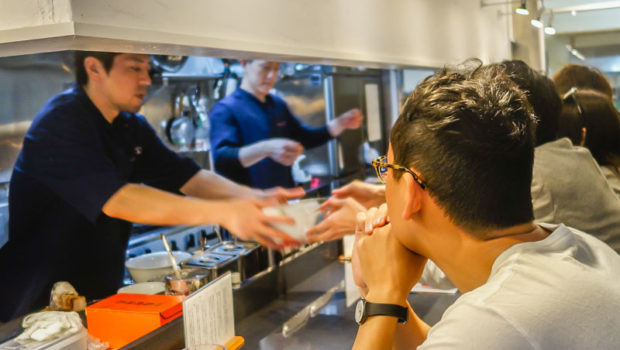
209;60;363;189
0;52;301;322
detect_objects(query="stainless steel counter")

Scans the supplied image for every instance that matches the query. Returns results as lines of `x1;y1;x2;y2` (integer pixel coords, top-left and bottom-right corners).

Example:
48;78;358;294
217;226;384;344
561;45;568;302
236;261;460;349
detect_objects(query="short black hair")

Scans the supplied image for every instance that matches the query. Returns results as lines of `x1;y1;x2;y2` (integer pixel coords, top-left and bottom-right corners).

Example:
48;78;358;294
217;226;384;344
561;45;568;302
500;60;562;146
73;51;120;86
559;89;620;168
553;64;613;99
390;59;536;236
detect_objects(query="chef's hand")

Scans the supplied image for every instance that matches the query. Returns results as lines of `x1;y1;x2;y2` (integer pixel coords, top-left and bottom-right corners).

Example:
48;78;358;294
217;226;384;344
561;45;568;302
338;108;364;129
257;186;305;204
306;197;365;242
353;206;426;306
266;138;304;166
328;108;364;136
220;198;298;249
326;180;385;209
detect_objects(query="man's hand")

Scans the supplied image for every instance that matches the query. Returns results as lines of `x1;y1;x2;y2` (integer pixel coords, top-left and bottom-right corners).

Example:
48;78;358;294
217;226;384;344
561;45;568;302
327;180;385;209
354;208;427;306
340;108;364;129
352;211;369;298
306;197;365;242
351;204;389;297
328;108;364;136
219;198;299;249
266;138;304;166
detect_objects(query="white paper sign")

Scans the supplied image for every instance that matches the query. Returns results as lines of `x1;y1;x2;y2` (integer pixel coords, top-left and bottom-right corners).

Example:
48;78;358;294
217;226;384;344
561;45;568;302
364;84;382;142
183;272;234;349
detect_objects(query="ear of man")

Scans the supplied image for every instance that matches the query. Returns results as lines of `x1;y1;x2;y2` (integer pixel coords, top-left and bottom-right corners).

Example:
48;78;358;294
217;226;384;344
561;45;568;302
401;172;423;221
84;56;104;81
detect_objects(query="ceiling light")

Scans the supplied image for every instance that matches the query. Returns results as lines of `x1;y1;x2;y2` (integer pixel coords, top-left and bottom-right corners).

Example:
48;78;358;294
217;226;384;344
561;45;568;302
571;10;577;16
516;8;530;15
544;10;555;35
544;26;556;35
530;2;545;29
516;0;529;15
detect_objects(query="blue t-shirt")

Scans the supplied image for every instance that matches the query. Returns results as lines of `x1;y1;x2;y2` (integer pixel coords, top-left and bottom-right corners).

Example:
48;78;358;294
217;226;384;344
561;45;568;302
209;88;331;189
0;85;200;321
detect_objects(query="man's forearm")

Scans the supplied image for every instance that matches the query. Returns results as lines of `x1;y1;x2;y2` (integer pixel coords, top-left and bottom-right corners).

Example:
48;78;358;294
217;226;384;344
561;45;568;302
238;141;270;167
353;315;398;350
327;119;344;137
392;302;430;349
102;183;229;226
180;169;258;200
352;301;429;350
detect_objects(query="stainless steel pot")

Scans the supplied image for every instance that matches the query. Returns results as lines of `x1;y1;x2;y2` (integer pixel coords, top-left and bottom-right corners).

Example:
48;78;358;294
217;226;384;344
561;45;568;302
164;268;209;296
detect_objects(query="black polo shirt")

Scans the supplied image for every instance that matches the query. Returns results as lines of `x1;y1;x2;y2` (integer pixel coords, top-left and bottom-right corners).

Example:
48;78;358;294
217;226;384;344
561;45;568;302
0;85;200;321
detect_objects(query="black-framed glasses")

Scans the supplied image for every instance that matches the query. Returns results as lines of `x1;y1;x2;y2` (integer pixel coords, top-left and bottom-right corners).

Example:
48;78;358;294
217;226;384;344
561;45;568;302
372;155;428;190
562;87;585;127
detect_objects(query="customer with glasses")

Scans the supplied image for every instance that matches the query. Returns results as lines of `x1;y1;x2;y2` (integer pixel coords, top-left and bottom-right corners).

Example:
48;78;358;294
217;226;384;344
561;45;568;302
311;60;620;255
558;88;620;196
351;60;620;350
305;157;426;244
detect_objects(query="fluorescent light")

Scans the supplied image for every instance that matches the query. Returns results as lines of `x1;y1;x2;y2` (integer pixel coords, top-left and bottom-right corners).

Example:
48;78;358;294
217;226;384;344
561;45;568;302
574;51;586;61
516;8;530;15
565;44;586;61
531;19;543;28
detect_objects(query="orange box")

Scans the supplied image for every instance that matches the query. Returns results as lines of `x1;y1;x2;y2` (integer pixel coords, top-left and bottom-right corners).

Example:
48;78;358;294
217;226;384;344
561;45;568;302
86;293;184;349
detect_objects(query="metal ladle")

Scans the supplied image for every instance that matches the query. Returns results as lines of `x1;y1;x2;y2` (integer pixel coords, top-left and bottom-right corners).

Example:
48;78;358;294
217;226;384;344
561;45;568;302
161;234;182;279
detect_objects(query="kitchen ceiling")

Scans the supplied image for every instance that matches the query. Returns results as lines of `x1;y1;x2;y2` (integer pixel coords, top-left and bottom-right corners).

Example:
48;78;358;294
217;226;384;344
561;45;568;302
544;0;620;34
542;1;620;73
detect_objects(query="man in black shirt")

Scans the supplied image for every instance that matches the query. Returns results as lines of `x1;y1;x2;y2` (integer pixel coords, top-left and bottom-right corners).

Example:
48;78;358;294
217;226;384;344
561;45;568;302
0;51;300;322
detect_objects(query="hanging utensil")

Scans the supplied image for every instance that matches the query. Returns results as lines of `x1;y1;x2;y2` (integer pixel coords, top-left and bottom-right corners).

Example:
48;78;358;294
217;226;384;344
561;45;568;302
165;92;195;148
199;233;207;255
160;234;182;279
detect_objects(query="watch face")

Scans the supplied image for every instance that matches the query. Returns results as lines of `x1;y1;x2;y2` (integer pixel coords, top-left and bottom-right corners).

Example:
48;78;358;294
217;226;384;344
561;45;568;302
354;299;365;324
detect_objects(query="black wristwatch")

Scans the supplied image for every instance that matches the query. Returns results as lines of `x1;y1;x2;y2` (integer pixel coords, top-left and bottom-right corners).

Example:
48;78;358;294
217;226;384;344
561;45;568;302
355;298;408;325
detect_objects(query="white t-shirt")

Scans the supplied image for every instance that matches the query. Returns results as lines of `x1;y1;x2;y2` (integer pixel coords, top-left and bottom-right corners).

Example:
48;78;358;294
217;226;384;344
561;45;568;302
419;224;620;350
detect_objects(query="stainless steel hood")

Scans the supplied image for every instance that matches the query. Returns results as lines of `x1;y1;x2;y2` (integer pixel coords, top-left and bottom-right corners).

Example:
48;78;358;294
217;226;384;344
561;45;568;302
0;0;512;69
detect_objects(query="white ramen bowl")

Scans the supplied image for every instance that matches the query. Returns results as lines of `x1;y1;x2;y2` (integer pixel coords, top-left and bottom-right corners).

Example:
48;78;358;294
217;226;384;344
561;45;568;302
125;251;192;283
262;199;322;242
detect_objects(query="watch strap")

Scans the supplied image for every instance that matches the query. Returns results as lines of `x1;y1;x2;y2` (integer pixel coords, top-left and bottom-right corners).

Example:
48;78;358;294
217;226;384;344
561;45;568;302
365;301;408;324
